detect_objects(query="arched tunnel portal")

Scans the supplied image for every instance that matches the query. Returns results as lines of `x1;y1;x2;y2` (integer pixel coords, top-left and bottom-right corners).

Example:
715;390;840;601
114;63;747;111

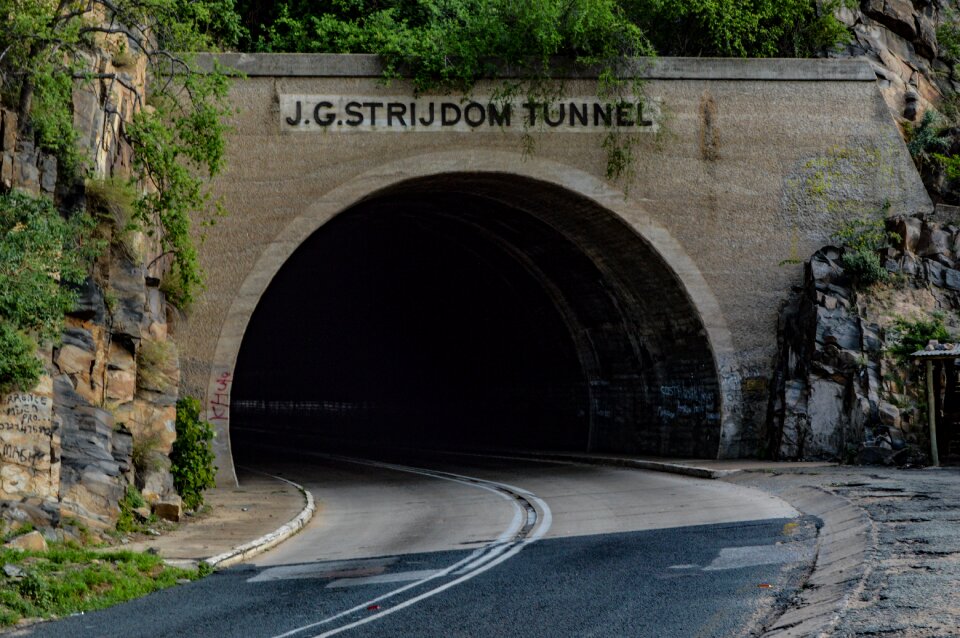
229;173;722;461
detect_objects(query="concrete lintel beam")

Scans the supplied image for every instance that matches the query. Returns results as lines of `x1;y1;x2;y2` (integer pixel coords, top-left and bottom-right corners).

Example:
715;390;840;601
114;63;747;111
197;53;875;82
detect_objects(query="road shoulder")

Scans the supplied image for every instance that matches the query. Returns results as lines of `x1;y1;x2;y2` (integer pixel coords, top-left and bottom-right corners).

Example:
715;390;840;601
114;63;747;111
123;468;315;569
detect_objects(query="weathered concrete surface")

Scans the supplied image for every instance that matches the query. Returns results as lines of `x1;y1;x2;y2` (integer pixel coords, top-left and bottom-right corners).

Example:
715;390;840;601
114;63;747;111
184;55;931;484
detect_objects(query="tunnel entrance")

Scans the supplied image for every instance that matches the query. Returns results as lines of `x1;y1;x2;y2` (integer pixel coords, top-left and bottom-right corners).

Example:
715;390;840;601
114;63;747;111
230;174;722;460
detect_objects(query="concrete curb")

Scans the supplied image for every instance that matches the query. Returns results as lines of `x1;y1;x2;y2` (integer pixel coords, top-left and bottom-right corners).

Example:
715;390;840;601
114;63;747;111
469;450;736;480
201;471;316;570
761;486;873;638
522;453;737;479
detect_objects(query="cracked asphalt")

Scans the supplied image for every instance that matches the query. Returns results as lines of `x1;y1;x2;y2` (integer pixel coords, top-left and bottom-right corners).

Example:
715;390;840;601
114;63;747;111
727;466;960;637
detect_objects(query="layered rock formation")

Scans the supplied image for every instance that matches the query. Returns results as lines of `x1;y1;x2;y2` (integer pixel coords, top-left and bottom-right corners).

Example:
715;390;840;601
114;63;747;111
0;35;180;534
769;209;960;462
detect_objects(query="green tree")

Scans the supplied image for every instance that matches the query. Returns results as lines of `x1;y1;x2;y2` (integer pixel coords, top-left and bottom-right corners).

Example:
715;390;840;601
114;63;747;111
236;0;850;66
620;0;852;57
889;313;953;361
243;0;651;93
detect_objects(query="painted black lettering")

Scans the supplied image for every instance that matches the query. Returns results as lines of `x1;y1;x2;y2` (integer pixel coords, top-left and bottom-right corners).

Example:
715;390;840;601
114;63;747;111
313;101;335;126
488;103;511;126
570;102;588;126
362;101;384;125
285;100;302;126
593;103;612;127
344;101;364;126
464;102;486;128
637;101;654;126
410;102;417;125
387;102;407;126
419;102;435;126
544;103;565;127
441;103;461;126
616;103;634;127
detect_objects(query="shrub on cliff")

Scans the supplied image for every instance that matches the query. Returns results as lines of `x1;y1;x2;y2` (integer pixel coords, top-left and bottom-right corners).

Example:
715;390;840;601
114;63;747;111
0;323;41;396
831;205;899;287
0;192;98;394
889;313;953;361
170;397;217;511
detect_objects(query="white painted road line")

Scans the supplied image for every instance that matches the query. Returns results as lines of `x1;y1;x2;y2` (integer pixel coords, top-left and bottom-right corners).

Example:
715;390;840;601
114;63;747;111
702;544;815;572
267;455;551;638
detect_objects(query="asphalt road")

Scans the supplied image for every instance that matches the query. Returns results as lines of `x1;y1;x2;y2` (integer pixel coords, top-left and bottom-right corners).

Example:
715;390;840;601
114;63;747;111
21;455;817;638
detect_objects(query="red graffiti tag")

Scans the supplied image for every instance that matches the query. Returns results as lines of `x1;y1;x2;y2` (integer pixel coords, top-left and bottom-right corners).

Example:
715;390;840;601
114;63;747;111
209;371;233;421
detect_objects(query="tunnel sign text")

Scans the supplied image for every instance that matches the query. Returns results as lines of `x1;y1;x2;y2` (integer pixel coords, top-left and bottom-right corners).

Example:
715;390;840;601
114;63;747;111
280;95;660;133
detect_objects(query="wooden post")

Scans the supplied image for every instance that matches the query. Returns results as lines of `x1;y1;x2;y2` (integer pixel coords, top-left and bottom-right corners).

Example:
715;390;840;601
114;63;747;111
927;359;940;467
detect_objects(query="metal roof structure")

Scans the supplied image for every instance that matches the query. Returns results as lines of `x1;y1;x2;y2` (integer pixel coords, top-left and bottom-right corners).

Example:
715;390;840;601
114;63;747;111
910;344;960;359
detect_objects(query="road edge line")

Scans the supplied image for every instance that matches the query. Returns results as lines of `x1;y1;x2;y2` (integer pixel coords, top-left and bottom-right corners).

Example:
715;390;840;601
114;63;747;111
202;471;316;570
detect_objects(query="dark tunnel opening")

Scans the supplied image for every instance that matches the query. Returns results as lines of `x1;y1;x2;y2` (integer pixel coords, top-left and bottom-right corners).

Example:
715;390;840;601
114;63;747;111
230;174;722;462
231;196;591;456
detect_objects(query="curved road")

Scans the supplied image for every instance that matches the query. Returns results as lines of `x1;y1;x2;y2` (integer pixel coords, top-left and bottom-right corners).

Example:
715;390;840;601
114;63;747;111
24;455;815;638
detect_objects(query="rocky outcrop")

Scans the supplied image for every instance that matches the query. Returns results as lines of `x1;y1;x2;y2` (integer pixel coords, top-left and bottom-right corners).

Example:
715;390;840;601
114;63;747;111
833;1;953;126
769;208;960;463
55;375;128;530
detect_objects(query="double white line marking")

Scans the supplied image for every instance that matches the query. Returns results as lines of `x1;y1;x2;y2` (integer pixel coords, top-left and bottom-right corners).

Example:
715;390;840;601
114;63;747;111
270;455;552;638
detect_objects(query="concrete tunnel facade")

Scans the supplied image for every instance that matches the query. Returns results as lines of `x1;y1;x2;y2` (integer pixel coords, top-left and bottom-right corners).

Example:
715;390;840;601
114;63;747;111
177;55;931;484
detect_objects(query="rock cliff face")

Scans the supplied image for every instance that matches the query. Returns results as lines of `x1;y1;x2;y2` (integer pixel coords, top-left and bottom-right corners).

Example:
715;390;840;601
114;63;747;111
769;209;960;462
835;1;953;124
0;36;180;534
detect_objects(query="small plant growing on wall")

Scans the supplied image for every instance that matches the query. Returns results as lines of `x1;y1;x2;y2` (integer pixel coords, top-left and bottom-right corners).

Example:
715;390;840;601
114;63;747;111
116;484;149;533
831;203;899;287
170;397;217;511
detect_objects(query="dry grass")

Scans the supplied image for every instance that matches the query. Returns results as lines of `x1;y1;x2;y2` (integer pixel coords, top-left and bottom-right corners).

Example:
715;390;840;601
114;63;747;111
85;178;141;261
136;339;176;394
